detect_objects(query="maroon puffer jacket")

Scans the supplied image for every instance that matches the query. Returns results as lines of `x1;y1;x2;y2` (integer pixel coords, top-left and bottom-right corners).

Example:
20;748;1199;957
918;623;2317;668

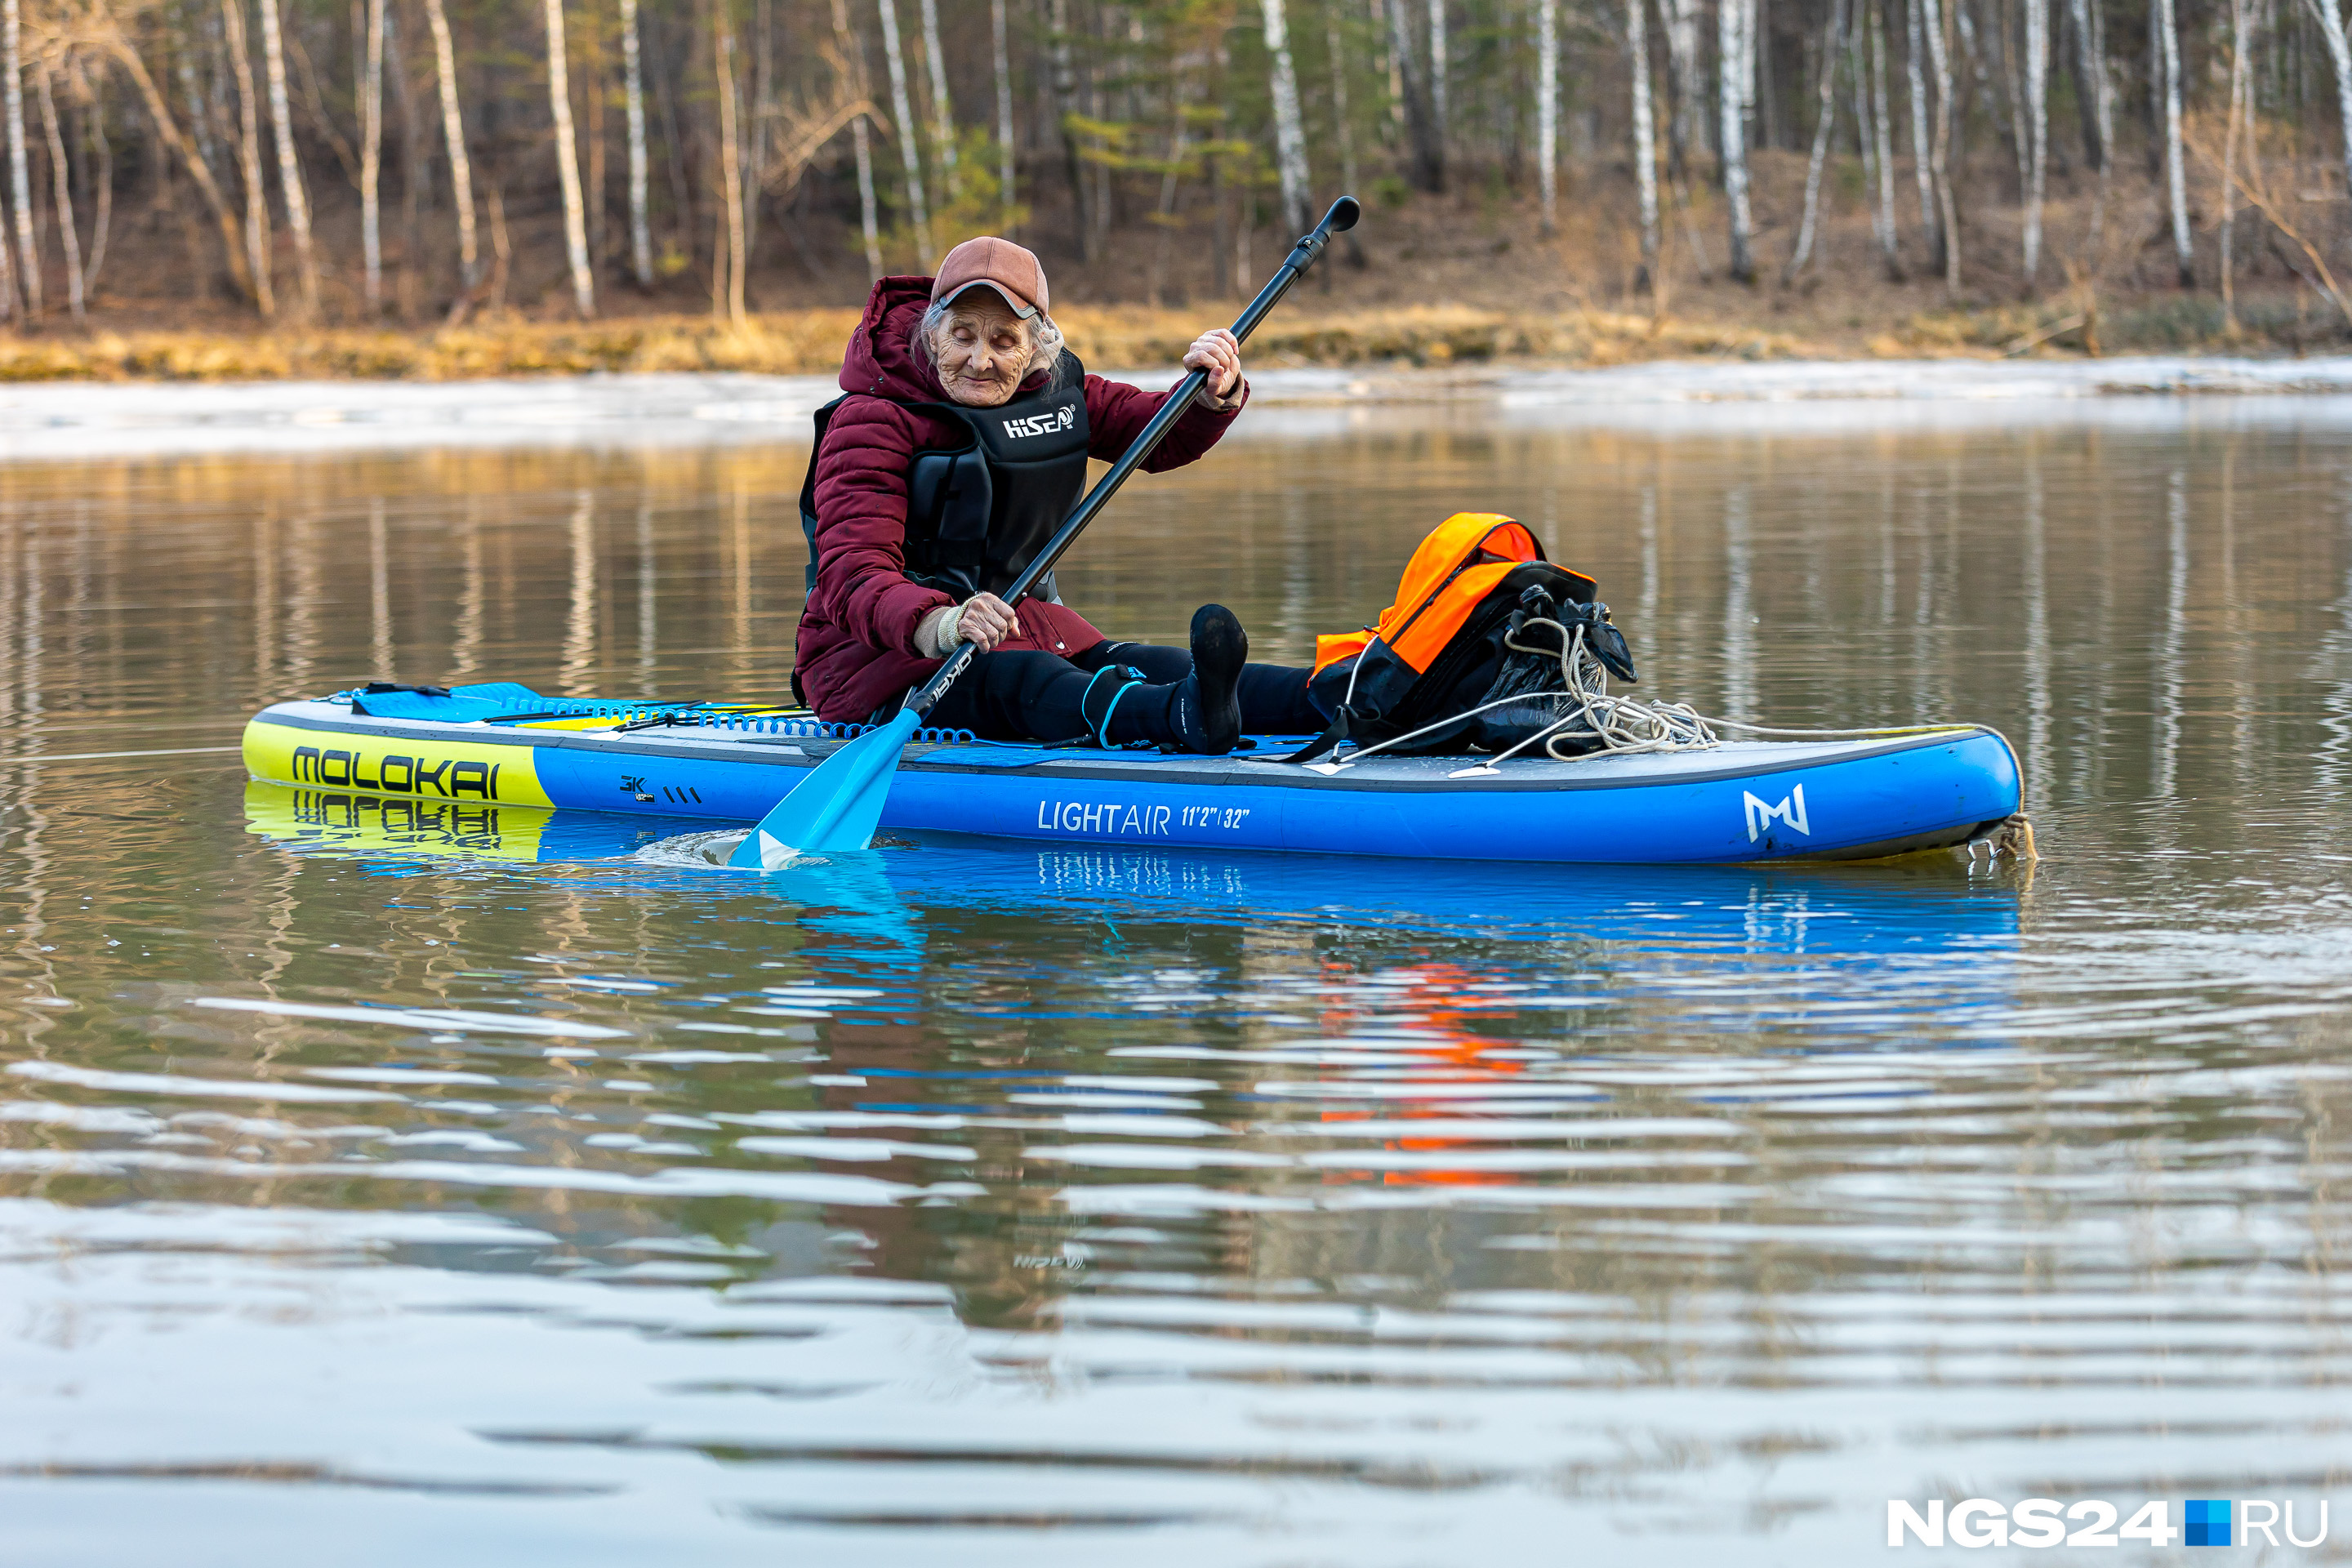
793;276;1245;723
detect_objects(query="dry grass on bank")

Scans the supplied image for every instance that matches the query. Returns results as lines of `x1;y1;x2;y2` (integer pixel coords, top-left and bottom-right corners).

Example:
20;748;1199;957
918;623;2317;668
0;299;2196;383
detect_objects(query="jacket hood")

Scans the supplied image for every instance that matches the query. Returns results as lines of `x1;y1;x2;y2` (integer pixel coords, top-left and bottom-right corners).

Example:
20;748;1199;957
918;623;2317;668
839;275;1056;402
840;277;944;401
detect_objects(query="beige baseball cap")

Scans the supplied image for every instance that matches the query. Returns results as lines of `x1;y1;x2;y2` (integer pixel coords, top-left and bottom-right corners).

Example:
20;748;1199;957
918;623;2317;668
930;236;1049;319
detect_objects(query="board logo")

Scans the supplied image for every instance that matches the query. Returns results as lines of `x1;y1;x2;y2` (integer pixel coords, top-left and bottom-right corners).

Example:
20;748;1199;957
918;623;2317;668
1002;406;1077;439
1742;783;1811;841
289;744;503;800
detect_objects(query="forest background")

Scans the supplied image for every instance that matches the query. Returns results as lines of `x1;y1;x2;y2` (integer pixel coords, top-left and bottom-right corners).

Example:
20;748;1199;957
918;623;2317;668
0;0;2344;379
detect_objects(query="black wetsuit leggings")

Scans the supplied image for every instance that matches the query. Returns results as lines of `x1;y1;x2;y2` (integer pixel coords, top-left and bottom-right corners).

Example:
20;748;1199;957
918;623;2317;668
915;639;1322;744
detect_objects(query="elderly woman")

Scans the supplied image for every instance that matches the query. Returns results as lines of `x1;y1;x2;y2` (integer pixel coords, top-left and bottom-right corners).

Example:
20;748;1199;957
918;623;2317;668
792;236;1319;753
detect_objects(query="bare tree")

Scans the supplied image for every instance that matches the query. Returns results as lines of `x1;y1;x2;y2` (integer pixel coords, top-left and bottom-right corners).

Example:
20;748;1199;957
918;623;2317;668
359;0;384;308
256;0;315;314
543;0;594;314
2154;0;2191;284
917;0;954;185
1718;0;1753;280
715;0;747;322
219;0;274;315
1662;0;1700;174
2313;0;2352;271
34;66;78;319
2022;0;2048;286
1860;0;1903;274
1387;0;1442;189
1262;0;1312;235
618;0;650;286
875;0;930;258
1903;0;1940;272
99;21;255;301
2221;0;2251;327
1922;0;1958;285
1787;0;1846;279
833;0;883;278
422;0;479;290
991;0;1013;219
1628;0;1660;287
6;0;36;315
1427;0;1446;141
2066;0;2106;172
1536;0;1557;233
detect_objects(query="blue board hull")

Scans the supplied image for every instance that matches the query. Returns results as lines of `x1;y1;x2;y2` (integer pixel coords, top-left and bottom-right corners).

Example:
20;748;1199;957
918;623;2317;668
242;699;2022;865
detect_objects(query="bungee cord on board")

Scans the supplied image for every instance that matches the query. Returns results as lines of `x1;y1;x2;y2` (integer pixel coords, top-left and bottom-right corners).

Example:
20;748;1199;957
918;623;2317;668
1298;614;1978;775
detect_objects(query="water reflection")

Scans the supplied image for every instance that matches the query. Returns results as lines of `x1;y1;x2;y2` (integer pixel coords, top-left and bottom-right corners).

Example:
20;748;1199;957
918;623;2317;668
5;408;2352;1561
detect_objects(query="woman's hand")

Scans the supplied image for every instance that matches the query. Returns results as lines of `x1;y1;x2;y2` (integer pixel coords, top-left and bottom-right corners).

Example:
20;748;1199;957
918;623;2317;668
1183;327;1243;408
952;592;1022;653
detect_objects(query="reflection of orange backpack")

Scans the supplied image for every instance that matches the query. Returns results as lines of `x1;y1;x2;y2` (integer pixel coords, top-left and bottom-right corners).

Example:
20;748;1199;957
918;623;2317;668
1298;512;1624;760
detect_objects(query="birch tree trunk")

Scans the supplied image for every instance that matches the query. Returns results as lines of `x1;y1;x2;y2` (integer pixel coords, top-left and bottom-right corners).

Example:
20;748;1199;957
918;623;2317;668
2021;0;2047;284
0;124;12;319
715;0;747;323
991;0;1014;219
1904;0;1938;263
2313;0;2352;265
1261;0;1312;236
1388;0;1443;189
2221;0;2249;328
1427;0;1446;145
1663;0;1699;176
4;0;35;315
1628;0;1661;288
875;0;932;258
1536;0;1558;233
256;0;316;314
618;0;649;285
1921;0;1959;285
359;0;384;308
1718;0;1754;281
422;0;479;289
543;0;595;314
220;0;274;316
2156;0;2191;285
34;69;79;321
1785;0;1845;279
1860;0;1903;274
2066;0;2106;171
833;0;884;278
919;0;956;183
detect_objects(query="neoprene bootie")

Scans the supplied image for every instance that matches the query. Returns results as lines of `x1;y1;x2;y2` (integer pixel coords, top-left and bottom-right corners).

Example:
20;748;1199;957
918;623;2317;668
1166;604;1248;755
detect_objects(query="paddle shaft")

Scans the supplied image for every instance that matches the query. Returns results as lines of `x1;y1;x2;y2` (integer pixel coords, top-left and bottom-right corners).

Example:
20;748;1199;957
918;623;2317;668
902;196;1361;719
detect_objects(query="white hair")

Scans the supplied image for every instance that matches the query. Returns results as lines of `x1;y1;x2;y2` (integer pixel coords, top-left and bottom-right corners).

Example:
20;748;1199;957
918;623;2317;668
915;297;1067;386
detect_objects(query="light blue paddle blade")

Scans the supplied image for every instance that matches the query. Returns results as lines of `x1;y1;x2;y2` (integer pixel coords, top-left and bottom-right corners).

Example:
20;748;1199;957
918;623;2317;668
728;709;920;869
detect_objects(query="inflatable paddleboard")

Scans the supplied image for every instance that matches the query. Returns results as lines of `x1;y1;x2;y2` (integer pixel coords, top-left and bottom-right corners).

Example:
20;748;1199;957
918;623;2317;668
240;685;2023;865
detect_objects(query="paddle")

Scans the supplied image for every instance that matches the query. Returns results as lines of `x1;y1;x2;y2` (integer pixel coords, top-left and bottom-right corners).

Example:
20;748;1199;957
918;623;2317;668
730;196;1364;871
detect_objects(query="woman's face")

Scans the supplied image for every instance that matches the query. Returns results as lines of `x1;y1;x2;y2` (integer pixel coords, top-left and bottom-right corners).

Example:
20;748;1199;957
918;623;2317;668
933;296;1033;407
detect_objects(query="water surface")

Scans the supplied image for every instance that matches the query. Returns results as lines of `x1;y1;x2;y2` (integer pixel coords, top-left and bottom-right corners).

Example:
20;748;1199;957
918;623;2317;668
4;397;2350;1564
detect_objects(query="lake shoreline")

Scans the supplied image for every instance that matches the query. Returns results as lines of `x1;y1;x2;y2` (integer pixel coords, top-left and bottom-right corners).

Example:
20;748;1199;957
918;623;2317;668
10;352;2352;461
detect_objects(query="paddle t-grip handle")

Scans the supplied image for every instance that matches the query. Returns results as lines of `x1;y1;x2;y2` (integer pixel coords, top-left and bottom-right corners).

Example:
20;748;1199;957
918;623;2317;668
903;197;1363;719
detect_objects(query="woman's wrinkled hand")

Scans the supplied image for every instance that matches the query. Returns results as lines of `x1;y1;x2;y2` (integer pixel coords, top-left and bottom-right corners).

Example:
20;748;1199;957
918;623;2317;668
953;592;1022;653
1183;327;1243;408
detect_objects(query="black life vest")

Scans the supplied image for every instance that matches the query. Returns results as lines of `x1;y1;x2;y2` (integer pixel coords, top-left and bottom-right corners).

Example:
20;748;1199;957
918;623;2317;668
799;352;1092;606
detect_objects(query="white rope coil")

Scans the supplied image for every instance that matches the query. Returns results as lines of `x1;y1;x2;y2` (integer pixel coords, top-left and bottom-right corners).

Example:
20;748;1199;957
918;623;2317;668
1320;615;1973;773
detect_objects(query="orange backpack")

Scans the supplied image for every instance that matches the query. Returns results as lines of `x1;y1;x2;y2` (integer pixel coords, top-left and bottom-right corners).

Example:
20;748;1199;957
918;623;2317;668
1299;512;1615;759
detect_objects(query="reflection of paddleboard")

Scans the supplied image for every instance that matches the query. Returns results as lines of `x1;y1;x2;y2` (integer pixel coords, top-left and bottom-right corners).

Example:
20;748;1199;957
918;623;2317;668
245;779;2020;954
242;683;2023;865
